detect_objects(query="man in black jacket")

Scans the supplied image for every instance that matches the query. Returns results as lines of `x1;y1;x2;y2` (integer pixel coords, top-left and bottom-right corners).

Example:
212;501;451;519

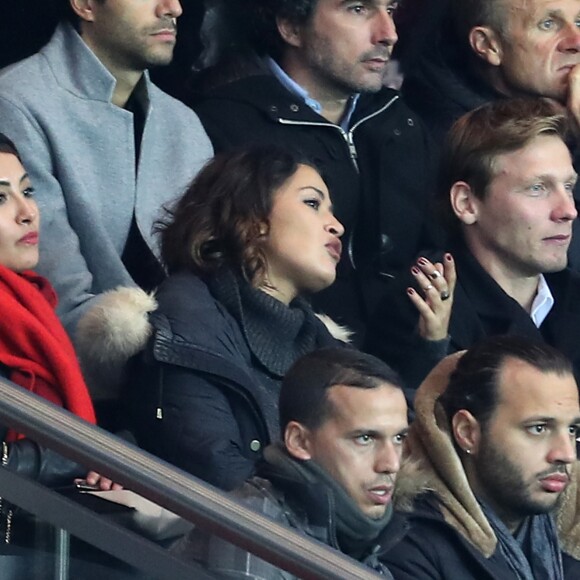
191;0;438;342
382;336;580;579
368;98;580;397
399;0;580;267
173;347;409;578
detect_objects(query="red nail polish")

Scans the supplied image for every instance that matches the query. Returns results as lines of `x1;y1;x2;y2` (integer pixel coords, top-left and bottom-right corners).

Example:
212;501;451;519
418;257;428;265
445;253;453;261
407;288;415;295
411;267;420;274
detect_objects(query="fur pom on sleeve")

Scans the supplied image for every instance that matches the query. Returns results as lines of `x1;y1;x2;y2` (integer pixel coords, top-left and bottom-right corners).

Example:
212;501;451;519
75;287;157;401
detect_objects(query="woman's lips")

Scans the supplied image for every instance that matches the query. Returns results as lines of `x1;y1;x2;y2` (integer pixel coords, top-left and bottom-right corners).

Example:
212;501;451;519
19;232;38;245
326;239;342;262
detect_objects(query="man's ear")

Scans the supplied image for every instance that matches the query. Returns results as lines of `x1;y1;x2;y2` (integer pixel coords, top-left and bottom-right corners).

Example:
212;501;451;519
452;409;482;455
276;17;303;49
450;181;479;225
284;421;313;460
69;0;96;23
469;26;503;67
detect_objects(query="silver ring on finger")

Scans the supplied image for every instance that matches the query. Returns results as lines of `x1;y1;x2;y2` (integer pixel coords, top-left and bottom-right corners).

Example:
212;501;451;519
430;271;441;280
424;284;434;292
440;290;450;301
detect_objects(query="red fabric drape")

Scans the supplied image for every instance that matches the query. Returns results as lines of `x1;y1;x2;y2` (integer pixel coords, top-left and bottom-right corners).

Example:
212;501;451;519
0;266;96;440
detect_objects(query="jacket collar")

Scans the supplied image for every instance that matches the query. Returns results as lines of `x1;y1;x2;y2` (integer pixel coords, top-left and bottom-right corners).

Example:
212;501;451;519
42;22;152;106
195;67;399;128
449;246;544;350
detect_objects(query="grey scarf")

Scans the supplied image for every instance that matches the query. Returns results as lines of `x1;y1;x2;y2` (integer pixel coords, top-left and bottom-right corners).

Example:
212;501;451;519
263;444;393;561
479;499;564;580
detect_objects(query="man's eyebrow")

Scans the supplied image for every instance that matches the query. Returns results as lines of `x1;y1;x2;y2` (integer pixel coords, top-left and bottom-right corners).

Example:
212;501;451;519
522;415;580;425
528;173;578;183
20;173;29;184
522;416;555;423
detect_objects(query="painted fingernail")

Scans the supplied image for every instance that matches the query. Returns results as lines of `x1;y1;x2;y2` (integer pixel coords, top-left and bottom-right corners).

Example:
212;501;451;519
445;253;453;261
418;257;428;266
411;267;420;275
407;288;415;296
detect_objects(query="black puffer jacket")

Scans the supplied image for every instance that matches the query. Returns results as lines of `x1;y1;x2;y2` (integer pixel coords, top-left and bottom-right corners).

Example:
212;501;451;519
128;271;341;491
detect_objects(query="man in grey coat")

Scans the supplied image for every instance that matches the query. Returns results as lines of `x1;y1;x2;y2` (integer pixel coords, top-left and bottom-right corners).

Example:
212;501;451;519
0;0;212;343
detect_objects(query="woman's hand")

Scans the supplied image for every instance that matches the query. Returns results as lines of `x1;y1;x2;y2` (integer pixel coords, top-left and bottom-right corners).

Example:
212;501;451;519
407;254;456;341
75;471;123;491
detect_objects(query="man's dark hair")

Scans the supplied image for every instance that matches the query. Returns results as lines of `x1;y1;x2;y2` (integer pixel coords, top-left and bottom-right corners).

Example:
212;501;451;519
279;348;404;435
246;0;318;58
0;133;21;161
438;336;573;430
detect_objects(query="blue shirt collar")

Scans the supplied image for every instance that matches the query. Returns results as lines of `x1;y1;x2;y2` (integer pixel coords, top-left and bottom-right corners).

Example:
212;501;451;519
266;57;359;130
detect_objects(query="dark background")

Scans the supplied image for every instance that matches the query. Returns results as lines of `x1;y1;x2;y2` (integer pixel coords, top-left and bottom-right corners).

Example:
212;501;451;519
0;0;205;98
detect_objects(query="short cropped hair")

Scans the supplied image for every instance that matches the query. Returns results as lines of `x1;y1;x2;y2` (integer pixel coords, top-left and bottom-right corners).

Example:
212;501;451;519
280;348;404;436
246;0;318;57
437;97;569;235
450;0;508;41
158;146;317;284
438;336;573;431
0;133;21;161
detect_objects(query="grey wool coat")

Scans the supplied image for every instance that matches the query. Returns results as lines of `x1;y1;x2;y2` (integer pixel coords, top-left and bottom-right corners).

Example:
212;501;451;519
0;22;213;335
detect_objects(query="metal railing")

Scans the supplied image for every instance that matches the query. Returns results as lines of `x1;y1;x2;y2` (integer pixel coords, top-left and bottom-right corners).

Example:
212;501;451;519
0;377;380;579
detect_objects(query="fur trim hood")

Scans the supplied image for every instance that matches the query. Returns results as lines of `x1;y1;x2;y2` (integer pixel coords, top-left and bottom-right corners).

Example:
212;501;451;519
394;353;580;560
75;286;351;401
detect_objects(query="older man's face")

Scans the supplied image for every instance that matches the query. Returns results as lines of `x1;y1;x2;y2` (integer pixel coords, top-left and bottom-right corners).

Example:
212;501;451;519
491;0;580;101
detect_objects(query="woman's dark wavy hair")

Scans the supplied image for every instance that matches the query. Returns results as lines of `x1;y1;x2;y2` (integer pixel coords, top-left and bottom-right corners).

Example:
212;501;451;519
158;146;317;284
0;133;21;160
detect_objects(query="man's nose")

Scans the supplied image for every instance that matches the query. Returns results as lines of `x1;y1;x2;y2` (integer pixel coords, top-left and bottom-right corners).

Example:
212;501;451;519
375;441;401;474
547;431;577;465
558;22;580;52
157;0;182;19
553;189;578;221
373;9;398;47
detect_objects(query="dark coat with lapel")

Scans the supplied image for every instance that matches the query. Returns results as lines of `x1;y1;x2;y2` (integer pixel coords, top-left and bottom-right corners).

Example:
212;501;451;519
367;246;580;397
